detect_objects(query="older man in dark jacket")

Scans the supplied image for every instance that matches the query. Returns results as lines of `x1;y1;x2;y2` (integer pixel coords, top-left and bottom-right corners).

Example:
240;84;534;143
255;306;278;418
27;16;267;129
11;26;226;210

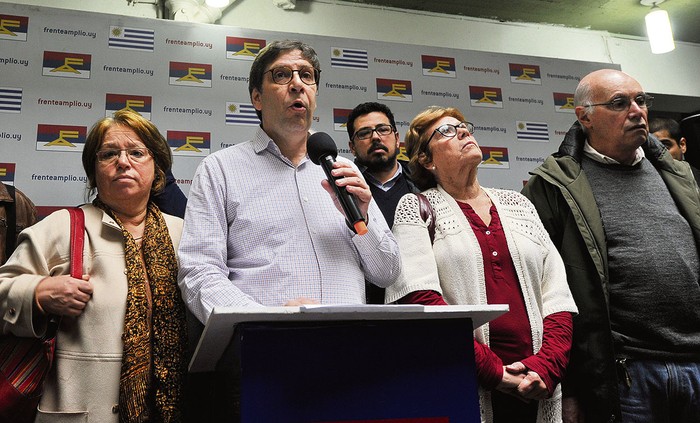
523;69;700;423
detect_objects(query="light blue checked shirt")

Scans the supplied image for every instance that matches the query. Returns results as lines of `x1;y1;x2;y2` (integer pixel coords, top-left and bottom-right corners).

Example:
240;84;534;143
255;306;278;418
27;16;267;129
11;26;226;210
178;127;401;323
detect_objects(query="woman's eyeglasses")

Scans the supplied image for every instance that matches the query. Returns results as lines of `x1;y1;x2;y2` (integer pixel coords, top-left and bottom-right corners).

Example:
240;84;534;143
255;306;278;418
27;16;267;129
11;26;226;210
96;147;151;164
426;122;475;147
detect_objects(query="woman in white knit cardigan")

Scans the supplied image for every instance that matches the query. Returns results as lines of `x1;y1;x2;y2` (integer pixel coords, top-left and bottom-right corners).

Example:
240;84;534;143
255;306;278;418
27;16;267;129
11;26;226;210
386;106;577;423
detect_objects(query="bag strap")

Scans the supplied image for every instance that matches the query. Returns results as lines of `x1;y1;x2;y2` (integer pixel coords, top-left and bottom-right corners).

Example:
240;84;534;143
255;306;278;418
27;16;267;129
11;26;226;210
415;193;436;244
45;207;84;338
3;184;17;259
67;207;85;279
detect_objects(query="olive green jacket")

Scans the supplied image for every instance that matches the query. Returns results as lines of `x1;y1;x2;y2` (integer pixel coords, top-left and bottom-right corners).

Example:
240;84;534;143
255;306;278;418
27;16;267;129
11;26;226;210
522;121;700;423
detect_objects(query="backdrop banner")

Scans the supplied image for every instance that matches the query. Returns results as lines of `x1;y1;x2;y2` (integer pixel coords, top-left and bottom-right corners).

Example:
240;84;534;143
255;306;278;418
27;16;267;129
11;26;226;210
0;2;619;213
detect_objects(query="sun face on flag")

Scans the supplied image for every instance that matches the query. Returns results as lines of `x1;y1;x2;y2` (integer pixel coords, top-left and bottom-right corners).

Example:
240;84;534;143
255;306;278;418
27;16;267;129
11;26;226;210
225;102;260;126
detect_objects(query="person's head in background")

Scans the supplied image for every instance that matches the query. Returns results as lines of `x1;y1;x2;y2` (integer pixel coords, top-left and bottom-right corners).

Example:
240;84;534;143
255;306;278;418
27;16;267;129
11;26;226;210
346;102;400;176
649;117;687;161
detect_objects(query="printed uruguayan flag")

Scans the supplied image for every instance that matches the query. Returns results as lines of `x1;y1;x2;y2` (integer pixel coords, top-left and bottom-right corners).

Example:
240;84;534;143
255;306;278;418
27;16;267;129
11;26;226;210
225;102;260;126
516;121;549;142
331;47;368;70
0;87;22;113
109;26;155;52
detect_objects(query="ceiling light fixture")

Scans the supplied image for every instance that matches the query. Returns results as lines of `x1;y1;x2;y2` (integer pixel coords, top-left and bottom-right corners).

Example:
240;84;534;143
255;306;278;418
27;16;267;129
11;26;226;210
205;0;230;7
641;0;675;54
273;0;296;10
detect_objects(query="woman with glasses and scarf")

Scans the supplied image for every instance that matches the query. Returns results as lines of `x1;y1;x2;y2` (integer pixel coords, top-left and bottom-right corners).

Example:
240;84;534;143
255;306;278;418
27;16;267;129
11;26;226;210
385;106;577;423
0;110;187;422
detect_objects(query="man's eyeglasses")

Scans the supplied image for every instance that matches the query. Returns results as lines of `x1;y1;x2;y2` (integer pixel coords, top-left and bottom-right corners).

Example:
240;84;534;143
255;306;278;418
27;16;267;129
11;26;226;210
353;124;395;141
265;66;320;86
426;122;475;146
96;147;151;164
587;94;654;112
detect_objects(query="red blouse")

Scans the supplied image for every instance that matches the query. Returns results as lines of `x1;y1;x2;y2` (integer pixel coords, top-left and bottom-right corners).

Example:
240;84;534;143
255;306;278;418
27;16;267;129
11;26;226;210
398;201;572;395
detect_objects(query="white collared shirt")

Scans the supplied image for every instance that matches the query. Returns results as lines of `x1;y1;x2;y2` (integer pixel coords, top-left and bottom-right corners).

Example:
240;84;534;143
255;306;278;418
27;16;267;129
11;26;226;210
364;164;403;192
583;141;645;166
178;127;401;323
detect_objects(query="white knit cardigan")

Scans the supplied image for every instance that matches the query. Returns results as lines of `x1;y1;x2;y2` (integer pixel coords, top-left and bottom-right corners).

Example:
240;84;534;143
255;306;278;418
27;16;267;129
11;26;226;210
386;185;578;423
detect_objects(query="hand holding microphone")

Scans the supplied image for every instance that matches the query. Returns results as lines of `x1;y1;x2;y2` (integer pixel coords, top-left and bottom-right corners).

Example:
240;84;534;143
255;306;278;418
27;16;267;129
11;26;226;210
307;132;369;235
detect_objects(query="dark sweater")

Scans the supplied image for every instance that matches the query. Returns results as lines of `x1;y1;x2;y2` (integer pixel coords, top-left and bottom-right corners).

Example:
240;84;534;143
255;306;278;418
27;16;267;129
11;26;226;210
362;164;418;304
368;172;414;228
582;156;700;360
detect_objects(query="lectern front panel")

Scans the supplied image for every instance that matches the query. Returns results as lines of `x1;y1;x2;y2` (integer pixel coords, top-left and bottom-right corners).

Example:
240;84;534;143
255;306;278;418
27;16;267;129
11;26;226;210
235;318;479;422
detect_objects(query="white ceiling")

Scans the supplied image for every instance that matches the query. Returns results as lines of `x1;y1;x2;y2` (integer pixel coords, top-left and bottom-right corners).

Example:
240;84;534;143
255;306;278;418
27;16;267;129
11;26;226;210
337;0;700;44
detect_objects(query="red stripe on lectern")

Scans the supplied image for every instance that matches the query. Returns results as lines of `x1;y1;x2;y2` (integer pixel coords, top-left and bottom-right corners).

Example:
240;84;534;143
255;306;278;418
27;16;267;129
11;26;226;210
313;418;449;423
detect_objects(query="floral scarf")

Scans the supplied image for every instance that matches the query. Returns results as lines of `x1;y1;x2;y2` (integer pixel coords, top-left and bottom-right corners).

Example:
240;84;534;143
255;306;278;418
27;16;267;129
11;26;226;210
94;198;187;423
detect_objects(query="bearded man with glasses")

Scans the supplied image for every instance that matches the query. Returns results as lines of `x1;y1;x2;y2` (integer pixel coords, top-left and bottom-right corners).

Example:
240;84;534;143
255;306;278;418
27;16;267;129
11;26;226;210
346;102;419;304
523;69;700;423
346;102;420;229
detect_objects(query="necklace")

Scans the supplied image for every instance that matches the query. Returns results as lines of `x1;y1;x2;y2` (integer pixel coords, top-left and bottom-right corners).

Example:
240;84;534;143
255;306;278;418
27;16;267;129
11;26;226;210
133;236;144;251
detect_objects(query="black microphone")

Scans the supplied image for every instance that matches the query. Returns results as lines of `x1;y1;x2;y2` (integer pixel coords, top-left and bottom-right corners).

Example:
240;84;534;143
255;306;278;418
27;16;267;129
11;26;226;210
307;132;368;235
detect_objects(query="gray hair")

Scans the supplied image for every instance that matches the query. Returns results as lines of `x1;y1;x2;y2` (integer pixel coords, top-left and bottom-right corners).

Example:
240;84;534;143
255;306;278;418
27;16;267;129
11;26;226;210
574;79;595;116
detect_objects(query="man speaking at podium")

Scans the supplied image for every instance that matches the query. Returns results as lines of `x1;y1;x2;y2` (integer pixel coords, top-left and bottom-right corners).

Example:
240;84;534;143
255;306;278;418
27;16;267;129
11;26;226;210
177;40;400;324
